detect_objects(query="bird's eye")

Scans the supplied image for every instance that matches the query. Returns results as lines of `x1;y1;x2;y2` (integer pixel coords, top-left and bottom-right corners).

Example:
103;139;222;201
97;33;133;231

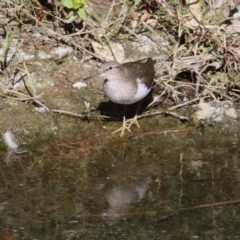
109;66;113;70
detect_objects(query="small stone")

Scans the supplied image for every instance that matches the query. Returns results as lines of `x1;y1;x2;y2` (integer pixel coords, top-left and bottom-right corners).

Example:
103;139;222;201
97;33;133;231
34;107;46;114
50;46;74;60
72;82;87;89
193;100;237;122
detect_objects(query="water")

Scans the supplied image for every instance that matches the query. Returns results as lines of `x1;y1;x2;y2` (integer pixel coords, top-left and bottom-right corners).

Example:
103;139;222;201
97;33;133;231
1;119;240;239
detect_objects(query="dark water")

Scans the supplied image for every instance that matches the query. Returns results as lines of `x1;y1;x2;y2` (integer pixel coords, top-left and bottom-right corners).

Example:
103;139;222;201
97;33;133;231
1;120;240;239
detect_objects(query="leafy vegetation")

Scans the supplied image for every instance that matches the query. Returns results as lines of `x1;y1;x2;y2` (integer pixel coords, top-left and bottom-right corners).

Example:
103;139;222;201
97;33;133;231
62;0;87;20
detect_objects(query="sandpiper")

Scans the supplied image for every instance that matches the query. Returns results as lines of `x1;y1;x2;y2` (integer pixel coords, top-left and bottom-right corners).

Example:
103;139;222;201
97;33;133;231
85;58;156;136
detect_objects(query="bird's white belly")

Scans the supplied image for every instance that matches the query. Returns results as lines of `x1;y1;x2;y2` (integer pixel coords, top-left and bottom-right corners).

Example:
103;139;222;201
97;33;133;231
132;78;151;103
103;78;151;105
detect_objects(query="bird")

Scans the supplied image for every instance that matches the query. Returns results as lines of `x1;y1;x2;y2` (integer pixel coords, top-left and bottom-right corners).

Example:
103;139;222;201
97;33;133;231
85;58;156;136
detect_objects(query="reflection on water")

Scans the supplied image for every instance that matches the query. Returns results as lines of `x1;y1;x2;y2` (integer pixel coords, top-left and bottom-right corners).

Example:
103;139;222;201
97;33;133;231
3;129;29;164
103;181;148;222
4;150;15;164
0;124;240;239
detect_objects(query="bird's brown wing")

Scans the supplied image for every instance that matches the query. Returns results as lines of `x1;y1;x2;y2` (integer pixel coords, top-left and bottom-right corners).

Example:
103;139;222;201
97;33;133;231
122;58;155;89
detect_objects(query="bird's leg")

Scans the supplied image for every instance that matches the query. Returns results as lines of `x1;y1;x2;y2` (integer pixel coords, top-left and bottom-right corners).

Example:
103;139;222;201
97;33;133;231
112;105;132;137
125;101;142;129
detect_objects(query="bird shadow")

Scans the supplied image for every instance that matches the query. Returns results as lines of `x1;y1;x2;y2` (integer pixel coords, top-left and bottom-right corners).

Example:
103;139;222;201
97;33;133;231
96;92;154;121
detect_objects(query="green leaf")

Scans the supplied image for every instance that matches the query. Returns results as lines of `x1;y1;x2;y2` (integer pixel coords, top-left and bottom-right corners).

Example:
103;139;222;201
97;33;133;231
73;0;83;9
62;0;74;9
78;8;86;20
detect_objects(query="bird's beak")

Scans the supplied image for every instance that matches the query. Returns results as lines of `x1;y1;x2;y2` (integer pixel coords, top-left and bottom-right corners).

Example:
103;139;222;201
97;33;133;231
83;72;101;81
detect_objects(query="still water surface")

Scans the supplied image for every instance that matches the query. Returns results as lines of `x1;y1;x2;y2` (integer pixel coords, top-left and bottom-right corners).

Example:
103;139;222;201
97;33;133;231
0;121;240;239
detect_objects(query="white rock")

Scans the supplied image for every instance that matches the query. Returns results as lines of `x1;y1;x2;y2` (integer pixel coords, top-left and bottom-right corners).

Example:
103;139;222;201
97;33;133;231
224;108;237;118
194;100;237;122
50;46;74;60
34;107;46;114
72;82;87;89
